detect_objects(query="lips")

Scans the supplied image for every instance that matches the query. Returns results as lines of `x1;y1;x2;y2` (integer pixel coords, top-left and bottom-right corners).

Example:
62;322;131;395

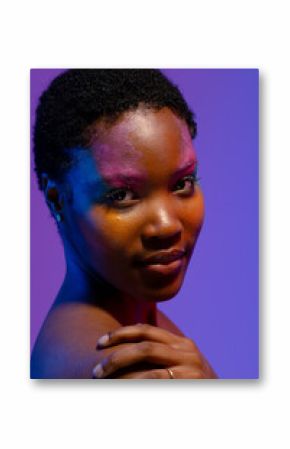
139;249;186;266
136;249;186;277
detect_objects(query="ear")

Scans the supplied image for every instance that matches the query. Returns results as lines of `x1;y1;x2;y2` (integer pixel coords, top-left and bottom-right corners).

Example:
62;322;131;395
41;173;64;222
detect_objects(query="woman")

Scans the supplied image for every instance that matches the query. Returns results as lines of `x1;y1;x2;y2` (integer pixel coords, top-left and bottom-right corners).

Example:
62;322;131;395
31;69;218;379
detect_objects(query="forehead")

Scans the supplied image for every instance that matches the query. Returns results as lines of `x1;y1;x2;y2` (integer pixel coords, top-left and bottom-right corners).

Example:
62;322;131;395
89;107;195;173
68;107;196;187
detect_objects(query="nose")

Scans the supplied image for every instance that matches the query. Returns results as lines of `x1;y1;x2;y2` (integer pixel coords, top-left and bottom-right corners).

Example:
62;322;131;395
141;198;182;249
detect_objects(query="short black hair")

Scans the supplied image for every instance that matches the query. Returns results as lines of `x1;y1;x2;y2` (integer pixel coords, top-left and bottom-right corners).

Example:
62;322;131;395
33;69;197;190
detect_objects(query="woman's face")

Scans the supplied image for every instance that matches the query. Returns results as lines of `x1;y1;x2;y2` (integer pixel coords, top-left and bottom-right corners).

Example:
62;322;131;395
63;106;205;302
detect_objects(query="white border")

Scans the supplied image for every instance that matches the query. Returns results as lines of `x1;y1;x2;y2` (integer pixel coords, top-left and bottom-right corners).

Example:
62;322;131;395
1;1;289;448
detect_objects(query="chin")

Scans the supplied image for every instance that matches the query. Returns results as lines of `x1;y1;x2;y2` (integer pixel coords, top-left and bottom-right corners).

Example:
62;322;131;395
138;274;185;303
134;257;188;303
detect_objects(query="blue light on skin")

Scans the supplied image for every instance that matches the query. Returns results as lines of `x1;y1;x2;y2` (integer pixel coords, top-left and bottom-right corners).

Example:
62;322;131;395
63;149;114;213
48;149;114;303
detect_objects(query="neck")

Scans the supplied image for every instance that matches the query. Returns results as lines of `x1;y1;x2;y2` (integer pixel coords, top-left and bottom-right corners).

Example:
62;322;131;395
56;252;157;327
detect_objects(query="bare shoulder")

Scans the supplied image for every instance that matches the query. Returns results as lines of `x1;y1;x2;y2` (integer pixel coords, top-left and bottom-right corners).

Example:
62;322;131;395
157;309;185;337
31;302;120;379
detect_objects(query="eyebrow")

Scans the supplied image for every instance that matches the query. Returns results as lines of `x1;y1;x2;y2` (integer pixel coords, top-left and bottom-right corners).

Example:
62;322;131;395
85;173;147;195
102;160;197;184
86;159;197;193
102;173;147;186
172;159;197;177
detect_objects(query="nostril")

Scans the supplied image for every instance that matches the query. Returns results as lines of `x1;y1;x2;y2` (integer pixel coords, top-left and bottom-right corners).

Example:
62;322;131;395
142;230;182;250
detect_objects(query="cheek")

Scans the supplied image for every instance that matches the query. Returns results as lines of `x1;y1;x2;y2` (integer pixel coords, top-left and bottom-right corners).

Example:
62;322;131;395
81;207;140;257
181;190;205;235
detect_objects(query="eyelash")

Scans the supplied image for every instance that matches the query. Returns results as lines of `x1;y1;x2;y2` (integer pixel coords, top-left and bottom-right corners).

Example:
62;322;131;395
104;169;200;207
174;171;200;192
105;188;135;203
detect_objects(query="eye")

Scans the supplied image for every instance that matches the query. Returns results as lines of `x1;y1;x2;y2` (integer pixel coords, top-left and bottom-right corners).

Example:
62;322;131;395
173;165;200;195
104;188;138;207
174;175;195;192
173;172;199;195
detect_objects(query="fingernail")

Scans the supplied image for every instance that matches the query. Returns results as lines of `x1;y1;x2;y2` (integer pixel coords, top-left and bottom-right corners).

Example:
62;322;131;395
92;363;104;379
97;334;110;347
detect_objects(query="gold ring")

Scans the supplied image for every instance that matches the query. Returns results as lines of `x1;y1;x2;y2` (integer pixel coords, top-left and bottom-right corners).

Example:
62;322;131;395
166;368;175;379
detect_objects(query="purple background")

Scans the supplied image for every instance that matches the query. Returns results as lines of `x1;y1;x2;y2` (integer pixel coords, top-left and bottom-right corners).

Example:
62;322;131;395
30;69;259;379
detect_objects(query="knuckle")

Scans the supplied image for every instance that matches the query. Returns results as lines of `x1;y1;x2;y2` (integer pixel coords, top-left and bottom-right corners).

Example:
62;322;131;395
189;352;204;369
136;323;150;334
195;358;204;370
170;342;183;350
185;337;196;347
183;337;197;351
138;341;154;355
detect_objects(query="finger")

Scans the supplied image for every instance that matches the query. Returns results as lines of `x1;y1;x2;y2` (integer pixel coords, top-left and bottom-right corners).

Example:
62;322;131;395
92;341;193;379
118;367;213;379
96;323;184;349
117;369;174;379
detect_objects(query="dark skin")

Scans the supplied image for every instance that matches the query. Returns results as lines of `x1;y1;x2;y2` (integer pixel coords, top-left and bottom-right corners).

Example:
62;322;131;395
31;106;217;379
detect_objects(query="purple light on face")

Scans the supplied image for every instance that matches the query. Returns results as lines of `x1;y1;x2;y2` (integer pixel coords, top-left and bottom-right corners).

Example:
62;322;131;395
101;173;147;189
171;160;197;180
